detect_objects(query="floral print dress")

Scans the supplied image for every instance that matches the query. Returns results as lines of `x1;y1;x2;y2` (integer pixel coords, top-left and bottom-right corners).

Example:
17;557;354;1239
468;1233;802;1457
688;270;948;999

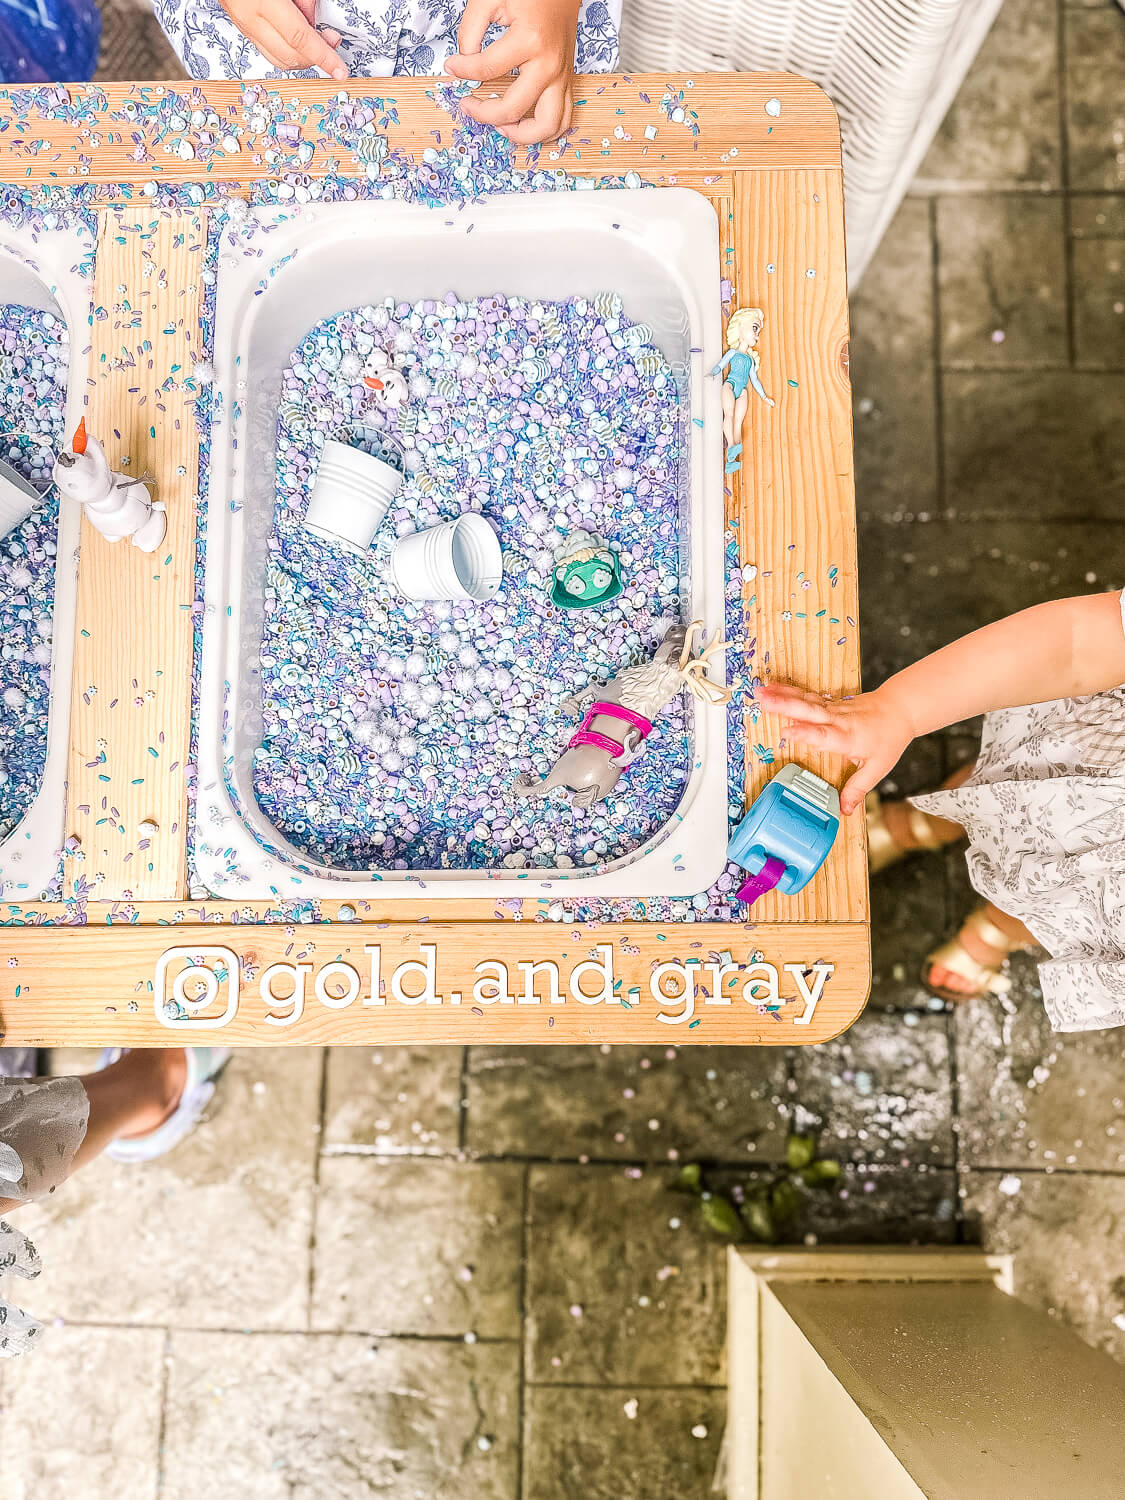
0;1072;88;1357
157;0;621;82
912;588;1125;1033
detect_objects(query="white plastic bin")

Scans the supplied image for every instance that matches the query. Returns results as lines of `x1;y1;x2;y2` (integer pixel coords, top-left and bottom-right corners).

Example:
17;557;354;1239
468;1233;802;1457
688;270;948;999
196;191;726;900
0;225;90;900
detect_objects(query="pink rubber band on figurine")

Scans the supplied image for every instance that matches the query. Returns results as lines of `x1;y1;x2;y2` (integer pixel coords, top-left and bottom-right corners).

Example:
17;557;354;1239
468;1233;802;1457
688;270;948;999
568;701;654;760
569;728;630;757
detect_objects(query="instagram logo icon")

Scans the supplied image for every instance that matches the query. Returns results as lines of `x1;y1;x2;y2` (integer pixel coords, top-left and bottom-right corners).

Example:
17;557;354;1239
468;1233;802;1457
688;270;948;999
154;947;241;1030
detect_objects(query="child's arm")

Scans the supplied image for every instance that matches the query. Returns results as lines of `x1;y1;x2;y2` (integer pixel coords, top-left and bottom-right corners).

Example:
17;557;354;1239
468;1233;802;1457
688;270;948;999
445;0;582;143
758;592;1125;815
219;0;348;77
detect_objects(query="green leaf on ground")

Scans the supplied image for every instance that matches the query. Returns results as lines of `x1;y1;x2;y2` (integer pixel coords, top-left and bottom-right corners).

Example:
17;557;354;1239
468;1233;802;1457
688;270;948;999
741;1190;777;1244
786;1133;817;1171
673;1163;703;1195
700;1193;745;1239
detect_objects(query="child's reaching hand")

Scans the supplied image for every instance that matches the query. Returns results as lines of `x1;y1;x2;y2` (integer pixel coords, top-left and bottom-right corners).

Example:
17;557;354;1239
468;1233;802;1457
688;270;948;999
759;590;1125;820
445;0;582;144
756;683;913;816
218;0;348;77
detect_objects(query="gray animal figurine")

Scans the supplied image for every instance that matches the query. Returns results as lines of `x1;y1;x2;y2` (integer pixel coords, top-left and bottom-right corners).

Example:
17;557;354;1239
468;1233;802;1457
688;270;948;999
513;621;731;809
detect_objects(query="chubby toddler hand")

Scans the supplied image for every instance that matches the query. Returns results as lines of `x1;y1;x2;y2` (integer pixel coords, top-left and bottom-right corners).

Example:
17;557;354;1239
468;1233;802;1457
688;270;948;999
219;0;348;78
756;682;913;815
446;0;582;144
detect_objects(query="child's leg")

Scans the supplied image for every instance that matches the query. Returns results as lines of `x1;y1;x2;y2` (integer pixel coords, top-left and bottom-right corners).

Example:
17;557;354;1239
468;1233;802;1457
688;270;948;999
924;902;1036;1002
0;1050;189;1215
870;760;973;869
69;1050;189;1169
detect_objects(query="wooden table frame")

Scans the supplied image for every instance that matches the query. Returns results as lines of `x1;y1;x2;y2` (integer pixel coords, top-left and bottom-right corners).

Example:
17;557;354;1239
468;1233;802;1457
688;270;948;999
0;73;867;1046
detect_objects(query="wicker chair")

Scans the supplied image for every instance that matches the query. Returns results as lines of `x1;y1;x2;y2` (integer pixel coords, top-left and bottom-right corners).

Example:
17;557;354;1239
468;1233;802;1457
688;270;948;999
618;0;1007;285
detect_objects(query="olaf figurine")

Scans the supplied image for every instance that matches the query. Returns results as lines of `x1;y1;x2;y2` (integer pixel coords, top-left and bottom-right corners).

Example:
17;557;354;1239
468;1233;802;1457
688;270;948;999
53;420;167;553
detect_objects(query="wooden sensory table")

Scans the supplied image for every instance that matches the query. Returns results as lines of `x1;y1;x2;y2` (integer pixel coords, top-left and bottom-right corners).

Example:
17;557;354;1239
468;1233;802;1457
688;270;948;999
0;73;866;1047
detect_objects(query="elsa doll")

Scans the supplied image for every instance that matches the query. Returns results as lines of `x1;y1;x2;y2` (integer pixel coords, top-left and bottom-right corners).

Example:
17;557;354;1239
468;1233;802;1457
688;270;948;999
709;306;775;475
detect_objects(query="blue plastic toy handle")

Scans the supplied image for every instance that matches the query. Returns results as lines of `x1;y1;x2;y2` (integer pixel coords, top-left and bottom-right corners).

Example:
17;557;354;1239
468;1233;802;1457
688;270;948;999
727;763;841;898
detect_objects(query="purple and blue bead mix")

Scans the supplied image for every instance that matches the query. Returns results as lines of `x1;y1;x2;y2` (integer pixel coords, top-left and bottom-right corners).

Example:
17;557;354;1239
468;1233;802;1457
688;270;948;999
253;289;690;873
0;302;64;843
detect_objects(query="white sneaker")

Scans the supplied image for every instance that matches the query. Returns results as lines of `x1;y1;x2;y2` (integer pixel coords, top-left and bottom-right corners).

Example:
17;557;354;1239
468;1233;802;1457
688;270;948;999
99;1048;232;1164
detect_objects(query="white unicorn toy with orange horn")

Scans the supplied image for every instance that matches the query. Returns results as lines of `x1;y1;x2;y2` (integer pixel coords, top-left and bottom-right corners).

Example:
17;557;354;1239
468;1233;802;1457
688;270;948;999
53;419;167;553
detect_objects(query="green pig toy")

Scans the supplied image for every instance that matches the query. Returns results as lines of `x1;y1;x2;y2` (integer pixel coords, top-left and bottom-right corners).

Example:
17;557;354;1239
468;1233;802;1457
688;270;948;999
549;529;624;610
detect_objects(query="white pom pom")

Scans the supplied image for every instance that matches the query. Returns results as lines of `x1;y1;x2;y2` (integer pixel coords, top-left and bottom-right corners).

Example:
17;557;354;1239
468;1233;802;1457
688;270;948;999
381;750;404;773
3;686;26;710
409;372;432;399
492;667;513;692
339;352;363;380
397;734;418;758
575;478;597;502
192;358;214;385
470;698;494;721
421;683;442;706
458;353;479;379
351;715;381;746
457;645;479;669
474;666;493;690
393;329;414;354
438;631;460;655
31;643;52;665
369;730;395;756
9;565;32;588
527;509;553;534
451;668;475;693
403;651;427;678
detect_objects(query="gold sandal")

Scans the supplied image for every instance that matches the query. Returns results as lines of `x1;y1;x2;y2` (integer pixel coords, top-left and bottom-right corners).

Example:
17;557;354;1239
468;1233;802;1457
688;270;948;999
866;790;950;876
922;907;1022;1004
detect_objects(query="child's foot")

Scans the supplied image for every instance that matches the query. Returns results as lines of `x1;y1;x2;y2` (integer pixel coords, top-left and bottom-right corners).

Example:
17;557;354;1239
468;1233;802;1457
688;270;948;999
865;790;964;875
922;905;1033;1003
100;1048;230;1162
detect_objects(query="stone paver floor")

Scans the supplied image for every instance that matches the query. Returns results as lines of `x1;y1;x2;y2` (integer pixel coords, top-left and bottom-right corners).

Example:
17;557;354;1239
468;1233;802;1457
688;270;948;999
2;2;1125;1495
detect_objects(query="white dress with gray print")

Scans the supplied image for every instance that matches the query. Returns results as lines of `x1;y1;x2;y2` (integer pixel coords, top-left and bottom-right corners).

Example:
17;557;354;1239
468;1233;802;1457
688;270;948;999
156;0;621;83
0;1073;88;1357
911;588;1125;1033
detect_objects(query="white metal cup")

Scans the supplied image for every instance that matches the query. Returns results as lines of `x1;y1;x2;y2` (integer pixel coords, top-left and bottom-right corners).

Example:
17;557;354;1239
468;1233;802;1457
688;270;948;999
0;459;43;541
390;513;503;602
303;438;403;554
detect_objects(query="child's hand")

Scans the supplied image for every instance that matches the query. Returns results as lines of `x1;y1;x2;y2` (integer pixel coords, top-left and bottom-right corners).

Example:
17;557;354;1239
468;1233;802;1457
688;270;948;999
756;682;913;815
445;0;581;144
218;0;348;78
